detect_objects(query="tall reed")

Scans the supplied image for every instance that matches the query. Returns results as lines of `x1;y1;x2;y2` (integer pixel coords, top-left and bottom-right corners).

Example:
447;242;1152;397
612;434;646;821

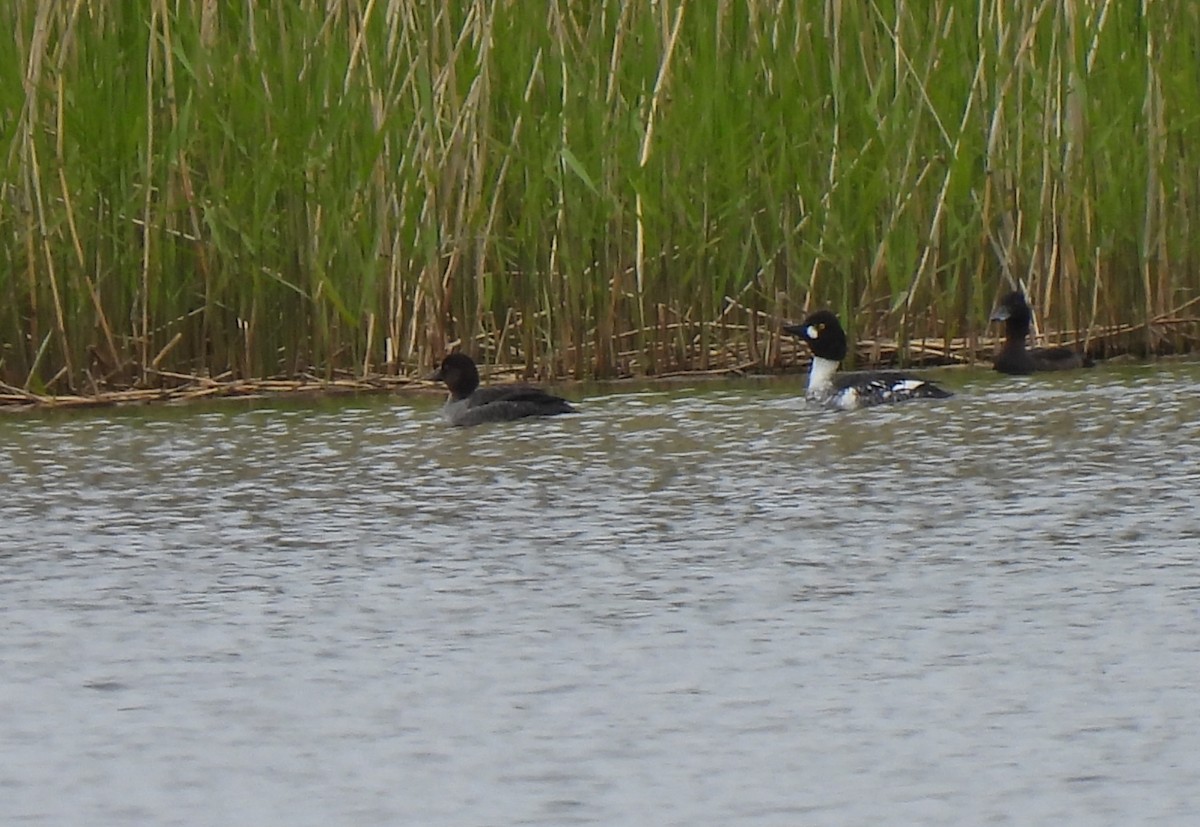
2;0;1198;391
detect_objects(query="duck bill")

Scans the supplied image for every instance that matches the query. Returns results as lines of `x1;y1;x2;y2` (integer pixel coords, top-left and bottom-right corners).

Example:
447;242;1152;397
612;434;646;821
989;307;1010;322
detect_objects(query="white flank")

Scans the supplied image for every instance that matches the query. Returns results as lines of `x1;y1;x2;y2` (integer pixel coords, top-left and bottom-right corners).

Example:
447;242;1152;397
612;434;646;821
833;388;860;411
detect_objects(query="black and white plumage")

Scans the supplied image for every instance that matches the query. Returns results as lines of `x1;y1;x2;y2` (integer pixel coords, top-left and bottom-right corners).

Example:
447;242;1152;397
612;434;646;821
990;291;1094;375
782;310;952;410
431;353;575;426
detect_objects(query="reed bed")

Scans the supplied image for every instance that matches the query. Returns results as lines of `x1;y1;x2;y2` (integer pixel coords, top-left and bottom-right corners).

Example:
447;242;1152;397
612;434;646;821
3;0;1199;398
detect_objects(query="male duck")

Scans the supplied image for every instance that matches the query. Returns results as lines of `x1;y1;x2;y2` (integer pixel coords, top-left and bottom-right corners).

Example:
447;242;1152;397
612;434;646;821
783;310;952;410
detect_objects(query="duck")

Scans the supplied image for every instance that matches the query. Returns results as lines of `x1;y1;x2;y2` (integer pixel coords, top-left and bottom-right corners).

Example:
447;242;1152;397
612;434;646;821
989;291;1093;375
430;353;576;426
782;310;952;410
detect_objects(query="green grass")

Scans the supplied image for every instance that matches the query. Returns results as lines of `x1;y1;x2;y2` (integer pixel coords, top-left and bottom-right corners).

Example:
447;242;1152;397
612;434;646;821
3;0;1199;391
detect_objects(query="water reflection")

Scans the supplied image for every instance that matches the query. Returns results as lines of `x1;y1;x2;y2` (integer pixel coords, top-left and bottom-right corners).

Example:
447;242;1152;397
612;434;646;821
2;363;1199;825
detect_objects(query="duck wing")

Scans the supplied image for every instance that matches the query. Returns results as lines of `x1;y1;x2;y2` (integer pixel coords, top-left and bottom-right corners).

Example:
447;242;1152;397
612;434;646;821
444;385;576;425
833;370;952;405
468;384;573;409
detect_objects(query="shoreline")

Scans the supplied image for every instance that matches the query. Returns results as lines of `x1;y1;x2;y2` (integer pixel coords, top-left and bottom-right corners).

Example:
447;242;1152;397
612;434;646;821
3;343;1193;413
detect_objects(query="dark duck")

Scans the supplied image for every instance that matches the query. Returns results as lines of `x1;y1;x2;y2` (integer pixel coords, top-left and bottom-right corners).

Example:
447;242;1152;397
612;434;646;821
989;291;1093;375
431;353;576;426
783;310;952;410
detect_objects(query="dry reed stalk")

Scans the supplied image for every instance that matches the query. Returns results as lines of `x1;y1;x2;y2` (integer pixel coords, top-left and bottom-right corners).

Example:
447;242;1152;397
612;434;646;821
2;370;437;411
21;4;75;385
1140;14;1167;338
634;0;686;372
901;9;986;323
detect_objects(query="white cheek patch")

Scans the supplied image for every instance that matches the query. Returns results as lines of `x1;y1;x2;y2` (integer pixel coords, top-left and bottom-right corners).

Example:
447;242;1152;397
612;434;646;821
806;325;819;339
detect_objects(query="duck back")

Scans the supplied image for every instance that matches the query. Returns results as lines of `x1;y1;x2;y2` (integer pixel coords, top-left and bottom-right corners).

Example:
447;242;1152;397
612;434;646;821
994;341;1093;375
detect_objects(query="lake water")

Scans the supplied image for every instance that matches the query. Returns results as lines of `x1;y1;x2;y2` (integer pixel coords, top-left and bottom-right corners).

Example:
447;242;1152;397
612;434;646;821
3;362;1199;826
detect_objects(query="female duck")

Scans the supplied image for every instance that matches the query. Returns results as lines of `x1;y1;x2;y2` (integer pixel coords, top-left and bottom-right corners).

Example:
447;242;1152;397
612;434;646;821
783;310;952;410
431;353;575;426
990;291;1093;375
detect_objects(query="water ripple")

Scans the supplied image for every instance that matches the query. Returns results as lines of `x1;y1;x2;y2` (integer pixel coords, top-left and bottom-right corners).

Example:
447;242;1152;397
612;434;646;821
2;362;1199;825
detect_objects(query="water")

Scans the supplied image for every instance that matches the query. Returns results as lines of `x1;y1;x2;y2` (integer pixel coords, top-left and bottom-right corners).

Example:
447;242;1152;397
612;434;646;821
3;363;1199;826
